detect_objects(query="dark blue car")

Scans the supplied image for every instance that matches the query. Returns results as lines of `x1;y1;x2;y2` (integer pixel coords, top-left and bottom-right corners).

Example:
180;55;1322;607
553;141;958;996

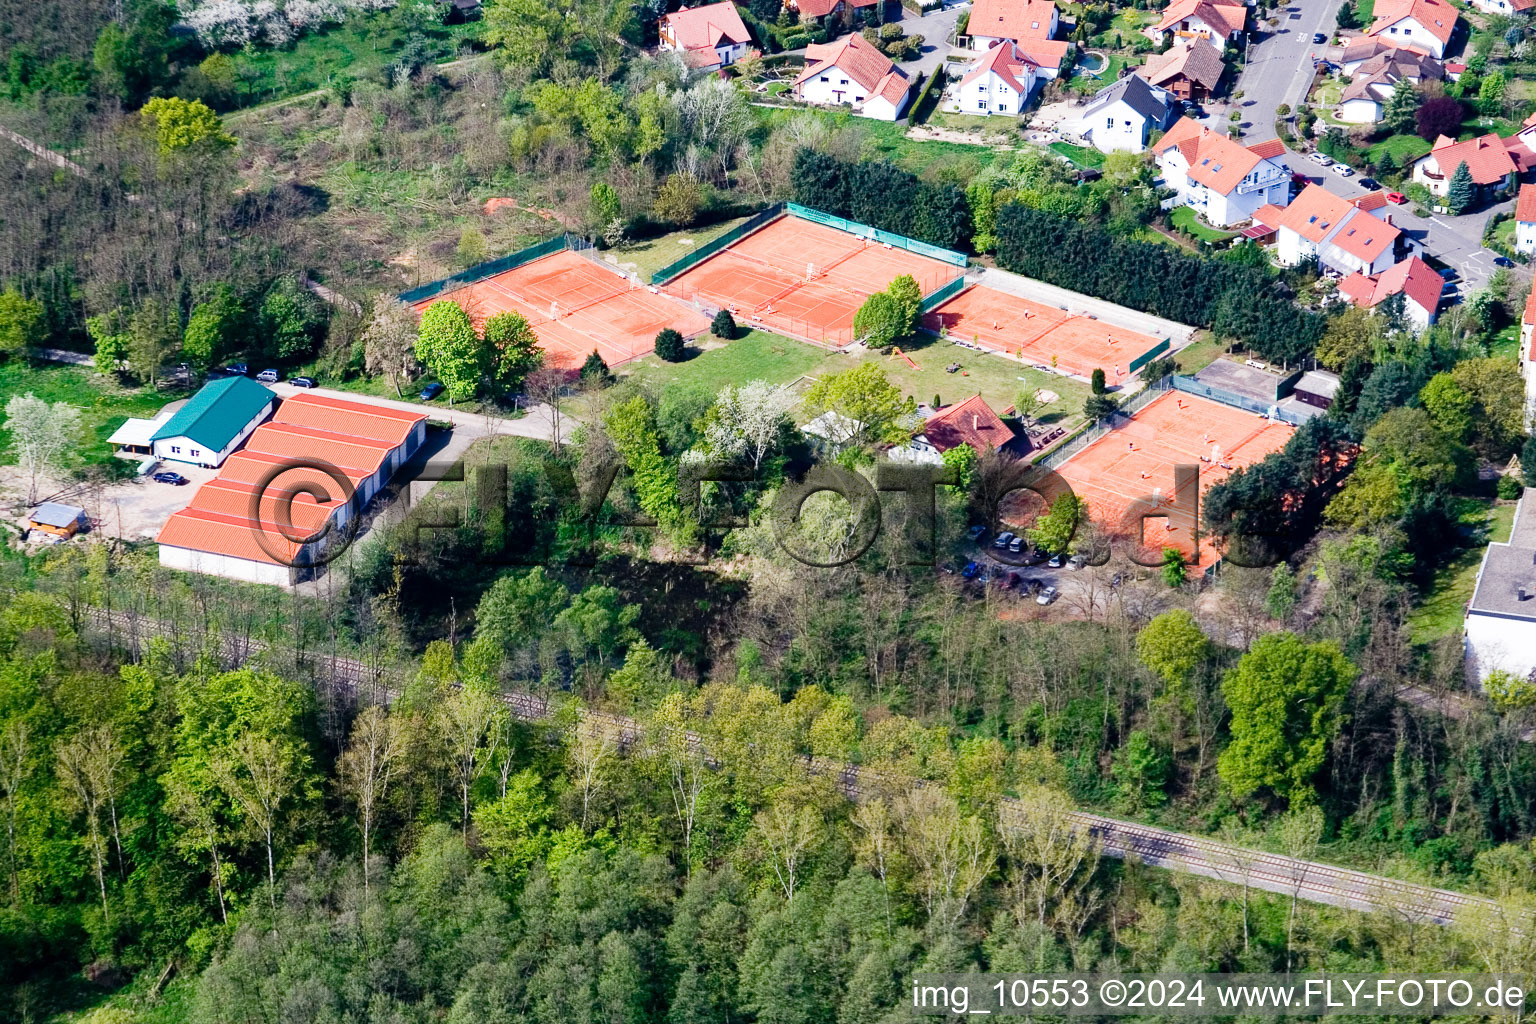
961;561;980;579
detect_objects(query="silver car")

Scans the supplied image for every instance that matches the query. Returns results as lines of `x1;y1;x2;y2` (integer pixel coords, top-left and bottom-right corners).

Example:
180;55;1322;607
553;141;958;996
1035;585;1059;605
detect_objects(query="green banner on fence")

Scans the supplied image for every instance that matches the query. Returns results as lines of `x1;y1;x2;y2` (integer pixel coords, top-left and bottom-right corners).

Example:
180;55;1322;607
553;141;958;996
399;235;569;305
1126;337;1171;374
920;276;966;312
650;204;786;285
785;203;969;267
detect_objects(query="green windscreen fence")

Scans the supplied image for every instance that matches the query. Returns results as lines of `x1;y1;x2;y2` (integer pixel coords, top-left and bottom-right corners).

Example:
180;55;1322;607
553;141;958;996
785;204;969;267
1126;337;1171;373
649;204;786;285
399;235;569;305
920;276;966;312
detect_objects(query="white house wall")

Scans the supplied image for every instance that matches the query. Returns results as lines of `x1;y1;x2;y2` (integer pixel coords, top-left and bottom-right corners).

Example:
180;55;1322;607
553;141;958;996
159;544;299;586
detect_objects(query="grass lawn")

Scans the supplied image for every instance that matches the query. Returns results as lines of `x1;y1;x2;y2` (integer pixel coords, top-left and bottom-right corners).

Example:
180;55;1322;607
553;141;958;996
613;217;750;282
1049;141;1106;168
618;330;1091;429
0;361;184;469
1172;332;1227;373
755;107;1003;178
1493;216;1518;249
929;110;1020;135
1357;0;1375;19
1067;54;1138;94
1489;321;1521;360
1168;205;1237;242
1409;498;1519;643
1365;133;1431;166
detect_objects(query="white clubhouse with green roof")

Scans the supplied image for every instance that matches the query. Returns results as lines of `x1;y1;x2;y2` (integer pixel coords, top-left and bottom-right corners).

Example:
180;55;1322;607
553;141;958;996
147;376;275;468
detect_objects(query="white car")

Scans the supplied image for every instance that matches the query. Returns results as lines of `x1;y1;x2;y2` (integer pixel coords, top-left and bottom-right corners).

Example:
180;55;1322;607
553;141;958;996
1332;163;1355;177
1309;152;1334;167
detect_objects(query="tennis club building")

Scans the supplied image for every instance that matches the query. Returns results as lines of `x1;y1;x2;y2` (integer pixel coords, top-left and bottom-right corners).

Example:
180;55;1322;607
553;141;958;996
158;393;428;586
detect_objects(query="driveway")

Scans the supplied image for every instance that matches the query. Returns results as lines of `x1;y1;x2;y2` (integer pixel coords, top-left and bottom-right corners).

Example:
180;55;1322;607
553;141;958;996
892;0;967;86
2;460;219;543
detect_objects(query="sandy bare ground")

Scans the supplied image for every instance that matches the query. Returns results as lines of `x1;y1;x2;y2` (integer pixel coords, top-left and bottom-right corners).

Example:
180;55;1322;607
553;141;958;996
1;461;219;544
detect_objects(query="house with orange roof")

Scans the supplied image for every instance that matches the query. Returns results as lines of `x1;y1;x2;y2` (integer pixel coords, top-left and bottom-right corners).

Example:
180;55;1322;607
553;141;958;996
787;0;880;27
157;392;428;586
1515;183;1536;255
793;33;912;120
895;395;1025;464
1364;0;1457;58
1151;117;1290;227
957;42;1045;116
1469;0;1532;17
1521;289;1536;428
1411;132;1533;201
1273;184;1405;276
659;3;754;71
1150;0;1246;43
966;0;1060;50
1338;255;1442;329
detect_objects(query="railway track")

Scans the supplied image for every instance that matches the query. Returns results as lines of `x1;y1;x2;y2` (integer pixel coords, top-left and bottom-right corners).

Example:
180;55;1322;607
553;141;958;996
80;608;1493;926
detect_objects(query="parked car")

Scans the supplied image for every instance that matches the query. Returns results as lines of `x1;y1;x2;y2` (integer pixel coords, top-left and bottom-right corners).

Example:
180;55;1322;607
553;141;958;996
1047;552;1066;568
1020;577;1042;596
256;368;280;382
222;362;249;377
967;524;987;542
1021;548;1047;566
1358;177;1382;191
1006;572;1023;591
993;531;1016;549
152;471;187;485
1332;163;1355;177
288;376;318;388
1437;266;1459;281
1309;152;1334;167
1495;255;1515;268
1009;535;1026;553
1035;585;1059;606
961;561;980;579
1386;191;1407;205
1068;554;1087;571
420;382;446;401
1313;31;1328;43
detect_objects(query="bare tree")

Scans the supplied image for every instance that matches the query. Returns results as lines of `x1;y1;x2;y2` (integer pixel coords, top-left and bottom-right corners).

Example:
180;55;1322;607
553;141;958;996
526;367;573;453
56;732;110;922
998;785;1100;929
1276;805;1324;975
436;685;499;835
648;694;707;873
851;796;897;936
361;293;421;397
165;773;229;923
756;797;822;902
896;786;993;931
338;704;405;896
567;714;619;830
5;394;83;505
214;733;308;912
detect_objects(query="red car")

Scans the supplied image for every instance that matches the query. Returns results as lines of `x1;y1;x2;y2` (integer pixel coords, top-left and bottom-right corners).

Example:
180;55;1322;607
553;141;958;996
1386;191;1408;205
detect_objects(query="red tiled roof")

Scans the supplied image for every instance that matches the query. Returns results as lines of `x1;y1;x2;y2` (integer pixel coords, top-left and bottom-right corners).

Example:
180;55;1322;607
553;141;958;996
661;2;751;50
796;33;908;97
1506;135;1536;174
1426;132;1518;185
968;0;1058;40
1251;203;1286;227
1275;183;1354;243
792;0;877;18
1517;184;1536;225
1246;137;1287;159
158;507;303;567
1338;256;1440;316
1367;0;1457;48
1153;116;1275;195
272;391;425;447
923;394;1015;454
1139;37;1225;90
1329;209;1399;264
1014;37;1070;70
1154;0;1246;38
961;40;1036;94
1352;191;1390;212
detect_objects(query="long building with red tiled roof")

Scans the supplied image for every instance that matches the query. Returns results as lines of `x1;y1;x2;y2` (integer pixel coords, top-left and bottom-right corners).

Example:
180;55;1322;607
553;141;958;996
157;392;428;586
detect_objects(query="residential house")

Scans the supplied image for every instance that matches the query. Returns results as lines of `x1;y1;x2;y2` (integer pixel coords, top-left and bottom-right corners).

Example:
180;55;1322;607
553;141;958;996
158;393;428;586
1364;0;1457;58
1150;0;1246;43
967;0;1059;50
149;375;276;469
1273;185;1405;276
1337;49;1443;123
26;502;87;539
1411;132;1535;200
794;34;912;120
896;395;1025;463
787;0;880;27
1338;255;1442;329
1517;183;1536;255
957;42;1046;116
1468;0;1532;16
1339;36;1395;75
1464;490;1536;684
1137;37;1225;102
659;2;754;71
1063;75;1172;153
1151;118;1291;227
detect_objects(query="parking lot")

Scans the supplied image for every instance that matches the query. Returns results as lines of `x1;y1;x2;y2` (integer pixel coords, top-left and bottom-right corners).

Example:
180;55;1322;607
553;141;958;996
4;459;219;544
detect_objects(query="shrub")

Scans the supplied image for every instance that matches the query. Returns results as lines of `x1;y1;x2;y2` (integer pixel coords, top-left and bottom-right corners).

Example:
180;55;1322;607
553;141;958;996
654;328;686;362
581;349;610;383
711;309;737;339
1486;668;1536;712
1091;367;1107;394
1499;473;1524;500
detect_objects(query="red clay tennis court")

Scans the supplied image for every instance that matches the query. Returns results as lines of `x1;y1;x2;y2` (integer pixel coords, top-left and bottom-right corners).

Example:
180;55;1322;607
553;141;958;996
924;286;1165;384
662;215;963;347
412;249;709;369
1052;391;1293;567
